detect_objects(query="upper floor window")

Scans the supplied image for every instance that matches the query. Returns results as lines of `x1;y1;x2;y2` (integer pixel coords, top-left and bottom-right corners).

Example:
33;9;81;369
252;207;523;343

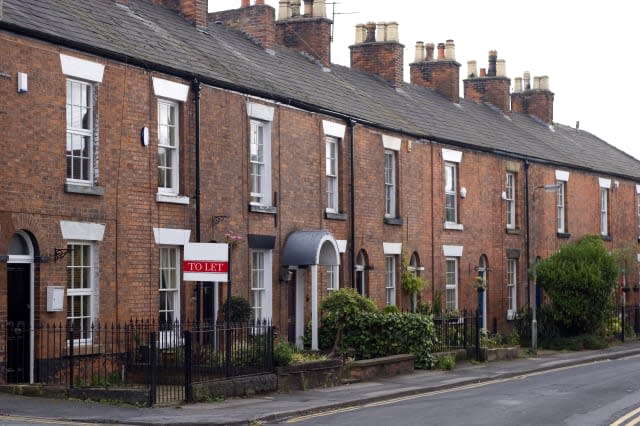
445;162;458;224
505;172;516;229
157;100;179;195
326;136;339;212
66;79;94;183
384;150;397;217
247;103;275;209
445;257;458;312
67;243;96;341
600;187;609;236
557;181;566;233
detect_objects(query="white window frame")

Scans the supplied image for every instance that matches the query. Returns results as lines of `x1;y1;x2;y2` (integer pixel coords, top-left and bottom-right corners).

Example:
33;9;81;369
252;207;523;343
505;172;516;229
326;264;339;292
157;99;180;196
251;250;273;322
66;242;97;343
600;187;609;236
445;257;458;312
355;250;367;297
66;79;94;184
507;258;517;317
249;119;273;206
326;136;339;213
159;246;181;326
445;162;458;225
385;255;396;306
384;150;397;218
557;181;566;233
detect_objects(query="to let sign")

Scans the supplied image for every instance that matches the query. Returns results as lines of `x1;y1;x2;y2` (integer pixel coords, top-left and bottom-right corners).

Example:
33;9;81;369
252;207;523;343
183;243;229;282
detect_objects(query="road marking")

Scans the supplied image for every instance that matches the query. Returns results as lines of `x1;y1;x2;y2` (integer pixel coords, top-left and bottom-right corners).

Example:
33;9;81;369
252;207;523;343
0;415;108;425
611;406;640;426
285;359;615;423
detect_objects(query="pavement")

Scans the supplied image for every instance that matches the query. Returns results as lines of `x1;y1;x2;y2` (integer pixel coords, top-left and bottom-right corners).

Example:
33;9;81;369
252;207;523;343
1;342;640;426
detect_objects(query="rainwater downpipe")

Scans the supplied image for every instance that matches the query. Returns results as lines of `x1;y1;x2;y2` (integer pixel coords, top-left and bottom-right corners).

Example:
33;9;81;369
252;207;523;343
349;119;356;287
193;79;202;323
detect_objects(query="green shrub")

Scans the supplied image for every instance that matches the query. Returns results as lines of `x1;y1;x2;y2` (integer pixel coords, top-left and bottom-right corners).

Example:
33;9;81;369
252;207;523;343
381;305;400;314
274;341;295;367
536;235;617;336
220;296;253;323
438;355;455;370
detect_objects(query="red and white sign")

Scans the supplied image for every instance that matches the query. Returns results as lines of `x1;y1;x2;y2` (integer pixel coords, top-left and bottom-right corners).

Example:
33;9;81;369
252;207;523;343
183;243;229;282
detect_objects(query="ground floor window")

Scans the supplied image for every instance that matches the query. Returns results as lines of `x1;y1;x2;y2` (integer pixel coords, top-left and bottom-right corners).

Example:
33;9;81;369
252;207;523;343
385;255;396;305
445;257;458;312
251;249;273;322
67;243;96;341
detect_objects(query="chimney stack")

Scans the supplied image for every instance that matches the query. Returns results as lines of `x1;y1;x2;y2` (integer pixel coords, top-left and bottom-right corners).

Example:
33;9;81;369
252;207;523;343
511;72;554;124
350;21;405;88
463;50;511;113
276;0;333;66
151;0;208;29
409;39;460;102
209;1;276;49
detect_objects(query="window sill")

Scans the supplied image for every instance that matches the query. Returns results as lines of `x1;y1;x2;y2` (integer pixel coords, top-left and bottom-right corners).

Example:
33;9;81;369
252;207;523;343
325;211;347;221
557;232;571;239
444;222;463;231
384;216;403;226
249;204;277;214
65;183;104;196
156;193;190;205
506;227;520;235
601;234;612;241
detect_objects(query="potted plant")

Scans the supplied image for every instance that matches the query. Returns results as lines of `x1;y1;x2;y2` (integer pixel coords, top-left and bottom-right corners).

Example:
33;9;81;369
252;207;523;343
474;276;487;292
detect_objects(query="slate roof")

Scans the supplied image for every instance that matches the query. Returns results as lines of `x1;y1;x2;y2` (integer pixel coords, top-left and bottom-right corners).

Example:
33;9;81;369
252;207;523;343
2;0;639;180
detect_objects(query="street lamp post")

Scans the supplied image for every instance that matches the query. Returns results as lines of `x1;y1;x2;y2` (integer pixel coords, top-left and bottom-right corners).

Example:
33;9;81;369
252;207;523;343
530;183;562;353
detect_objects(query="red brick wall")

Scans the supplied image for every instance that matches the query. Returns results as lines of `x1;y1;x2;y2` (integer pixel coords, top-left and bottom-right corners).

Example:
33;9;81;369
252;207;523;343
209;5;276;48
350;42;404;88
410;61;460;103
463;77;511;113
276;18;332;66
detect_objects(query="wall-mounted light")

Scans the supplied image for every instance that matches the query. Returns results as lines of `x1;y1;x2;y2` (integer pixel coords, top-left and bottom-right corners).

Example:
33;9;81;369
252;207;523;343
279;266;293;283
140;127;149;146
460;187;467;198
17;72;28;93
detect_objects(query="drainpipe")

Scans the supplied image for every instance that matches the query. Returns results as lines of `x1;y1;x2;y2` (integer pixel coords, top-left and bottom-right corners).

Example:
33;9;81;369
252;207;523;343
349;119;357;288
524;160;530;310
193;79;202;323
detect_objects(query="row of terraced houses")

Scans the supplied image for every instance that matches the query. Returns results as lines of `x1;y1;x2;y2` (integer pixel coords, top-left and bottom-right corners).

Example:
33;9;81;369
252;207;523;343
2;0;640;383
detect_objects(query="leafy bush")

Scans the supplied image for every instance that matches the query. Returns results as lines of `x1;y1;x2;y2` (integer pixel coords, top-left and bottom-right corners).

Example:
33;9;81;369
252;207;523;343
438;354;456;370
220;296;253;323
274;341;295;367
381;305;400;314
536;235;617;336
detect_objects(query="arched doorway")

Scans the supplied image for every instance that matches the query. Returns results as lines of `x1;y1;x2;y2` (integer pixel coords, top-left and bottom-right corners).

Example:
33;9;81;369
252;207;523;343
7;231;36;383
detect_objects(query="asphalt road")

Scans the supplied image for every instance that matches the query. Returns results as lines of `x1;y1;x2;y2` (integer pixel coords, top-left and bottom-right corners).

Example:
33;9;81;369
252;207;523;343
277;354;640;426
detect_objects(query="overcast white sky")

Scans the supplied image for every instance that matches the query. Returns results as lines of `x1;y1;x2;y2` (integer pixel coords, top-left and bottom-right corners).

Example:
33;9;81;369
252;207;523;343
211;1;640;161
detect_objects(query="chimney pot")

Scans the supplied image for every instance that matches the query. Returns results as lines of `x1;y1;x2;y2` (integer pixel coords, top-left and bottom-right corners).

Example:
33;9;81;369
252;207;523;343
365;22;376;42
278;0;291;19
312;0;326;18
376;22;387;42
467;60;477;78
487;50;497;77
386;22;399;42
425;43;435;61
415;42;425;62
540;75;550;90
355;24;366;44
304;0;312;16
479;68;486;77
437;42;445;60
241;0;250;7
291;0;301;16
496;59;506;77
523;71;531;90
444;39;455;60
256;0;265;4
514;77;522;93
533;76;541;90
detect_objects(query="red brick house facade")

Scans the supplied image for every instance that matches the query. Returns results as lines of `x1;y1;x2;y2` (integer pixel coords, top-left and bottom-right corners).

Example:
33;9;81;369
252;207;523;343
2;0;640;382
